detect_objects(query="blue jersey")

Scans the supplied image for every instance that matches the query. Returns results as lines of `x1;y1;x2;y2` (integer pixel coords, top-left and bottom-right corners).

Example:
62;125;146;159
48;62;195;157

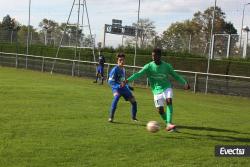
98;55;105;67
108;65;133;100
108;65;126;89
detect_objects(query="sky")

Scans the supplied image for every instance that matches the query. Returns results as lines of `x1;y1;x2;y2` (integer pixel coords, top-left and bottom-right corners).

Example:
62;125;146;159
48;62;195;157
0;0;250;47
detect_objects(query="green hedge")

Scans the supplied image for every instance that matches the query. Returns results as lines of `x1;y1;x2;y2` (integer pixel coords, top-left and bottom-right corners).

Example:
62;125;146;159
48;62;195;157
1;43;250;76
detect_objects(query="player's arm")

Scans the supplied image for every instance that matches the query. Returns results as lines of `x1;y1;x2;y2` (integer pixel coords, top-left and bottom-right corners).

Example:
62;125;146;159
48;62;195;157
127;64;148;83
121;65;148;88
169;65;190;89
108;68;120;89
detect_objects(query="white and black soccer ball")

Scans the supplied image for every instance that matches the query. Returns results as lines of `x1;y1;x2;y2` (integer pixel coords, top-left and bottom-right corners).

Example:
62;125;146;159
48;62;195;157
146;121;160;133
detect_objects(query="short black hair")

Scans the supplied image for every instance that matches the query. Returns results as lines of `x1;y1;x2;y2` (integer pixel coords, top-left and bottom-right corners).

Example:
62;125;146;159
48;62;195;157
153;48;162;56
116;53;125;59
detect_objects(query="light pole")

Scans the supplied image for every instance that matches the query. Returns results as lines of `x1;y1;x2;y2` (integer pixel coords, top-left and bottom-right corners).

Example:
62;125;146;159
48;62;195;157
205;0;216;94
240;3;250;49
43;25;48;46
26;0;31;69
133;0;141;68
242;26;250;58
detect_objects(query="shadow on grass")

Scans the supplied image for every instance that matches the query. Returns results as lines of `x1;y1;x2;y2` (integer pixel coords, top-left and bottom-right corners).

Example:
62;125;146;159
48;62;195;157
171;125;250;143
108;122;250;143
109;121;146;127
177;125;250;135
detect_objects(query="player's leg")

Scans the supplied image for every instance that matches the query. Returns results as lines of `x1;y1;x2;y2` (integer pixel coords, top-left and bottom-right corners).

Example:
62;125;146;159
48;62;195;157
121;88;138;121
166;98;173;124
93;73;98;83
94;66;100;83
163;88;176;131
100;67;104;84
158;106;166;121
154;93;166;123
165;98;176;131
109;92;120;122
128;96;138;121
94;72;99;83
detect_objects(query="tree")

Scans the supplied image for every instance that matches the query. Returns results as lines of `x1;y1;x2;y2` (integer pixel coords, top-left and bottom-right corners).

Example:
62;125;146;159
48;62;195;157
162;20;200;51
2;15;14;30
192;6;236;40
153;34;163;48
126;18;156;48
161;6;238;55
39;18;59;45
17;25;40;45
0;15;21;43
193;6;238;55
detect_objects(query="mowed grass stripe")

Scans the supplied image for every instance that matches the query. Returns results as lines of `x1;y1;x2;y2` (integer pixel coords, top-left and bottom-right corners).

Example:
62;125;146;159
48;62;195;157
0;67;250;167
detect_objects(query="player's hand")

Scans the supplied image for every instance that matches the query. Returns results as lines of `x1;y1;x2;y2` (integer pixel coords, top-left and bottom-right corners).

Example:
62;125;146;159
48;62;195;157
184;83;190;90
120;82;125;88
128;86;134;91
120;80;127;88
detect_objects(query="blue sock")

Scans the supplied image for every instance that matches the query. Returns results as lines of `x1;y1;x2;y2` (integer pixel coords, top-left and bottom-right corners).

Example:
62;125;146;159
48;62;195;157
131;101;137;119
109;95;120;119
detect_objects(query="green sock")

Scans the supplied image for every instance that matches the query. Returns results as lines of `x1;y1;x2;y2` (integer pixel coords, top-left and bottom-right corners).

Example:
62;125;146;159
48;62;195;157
160;112;166;121
166;104;173;124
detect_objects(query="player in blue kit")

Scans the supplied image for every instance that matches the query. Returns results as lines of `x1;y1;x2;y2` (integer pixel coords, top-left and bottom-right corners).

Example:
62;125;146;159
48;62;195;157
94;51;105;84
107;53;138;123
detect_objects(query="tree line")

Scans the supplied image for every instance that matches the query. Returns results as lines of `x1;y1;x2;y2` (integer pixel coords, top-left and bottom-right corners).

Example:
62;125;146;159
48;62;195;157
0;16;93;47
0;6;238;56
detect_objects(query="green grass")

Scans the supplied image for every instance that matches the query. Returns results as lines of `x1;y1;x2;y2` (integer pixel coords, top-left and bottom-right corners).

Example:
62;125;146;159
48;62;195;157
0;67;250;167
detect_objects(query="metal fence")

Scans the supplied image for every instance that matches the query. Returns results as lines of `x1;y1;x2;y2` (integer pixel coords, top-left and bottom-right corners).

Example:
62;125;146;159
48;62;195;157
0;51;250;97
1;27;249;59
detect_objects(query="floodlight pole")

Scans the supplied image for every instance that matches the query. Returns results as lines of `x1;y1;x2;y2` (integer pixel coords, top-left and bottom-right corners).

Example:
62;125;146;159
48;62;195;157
84;0;96;62
26;0;31;69
243;26;250;58
133;0;140;70
240;3;250;49
103;25;106;48
188;34;192;53
43;25;48;46
51;0;75;74
51;0;95;74
205;0;216;94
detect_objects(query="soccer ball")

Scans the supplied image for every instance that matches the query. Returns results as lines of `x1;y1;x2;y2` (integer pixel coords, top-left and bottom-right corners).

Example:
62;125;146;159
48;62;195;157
146;121;160;133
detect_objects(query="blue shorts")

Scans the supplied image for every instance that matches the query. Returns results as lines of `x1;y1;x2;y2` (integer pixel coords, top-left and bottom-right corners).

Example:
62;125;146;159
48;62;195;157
112;87;133;101
97;66;104;75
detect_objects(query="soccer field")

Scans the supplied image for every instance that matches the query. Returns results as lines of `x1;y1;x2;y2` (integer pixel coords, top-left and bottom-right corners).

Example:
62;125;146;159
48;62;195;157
0;67;250;167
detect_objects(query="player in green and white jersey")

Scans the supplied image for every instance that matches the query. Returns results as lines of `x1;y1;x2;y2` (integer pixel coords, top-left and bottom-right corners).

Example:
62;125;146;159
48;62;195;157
122;48;190;132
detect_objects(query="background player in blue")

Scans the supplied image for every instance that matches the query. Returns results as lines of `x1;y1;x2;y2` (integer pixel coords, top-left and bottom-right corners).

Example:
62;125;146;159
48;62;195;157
94;51;105;84
108;53;138;123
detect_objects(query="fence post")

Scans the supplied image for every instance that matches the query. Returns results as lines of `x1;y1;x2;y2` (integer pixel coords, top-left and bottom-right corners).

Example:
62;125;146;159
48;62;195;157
72;61;75;76
132;66;135;86
15;53;18;69
15;53;18;68
106;64;110;82
227;34;231;58
15;34;19;68
77;61;80;77
193;73;198;93
146;78;149;88
41;57;45;72
0;46;2;65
